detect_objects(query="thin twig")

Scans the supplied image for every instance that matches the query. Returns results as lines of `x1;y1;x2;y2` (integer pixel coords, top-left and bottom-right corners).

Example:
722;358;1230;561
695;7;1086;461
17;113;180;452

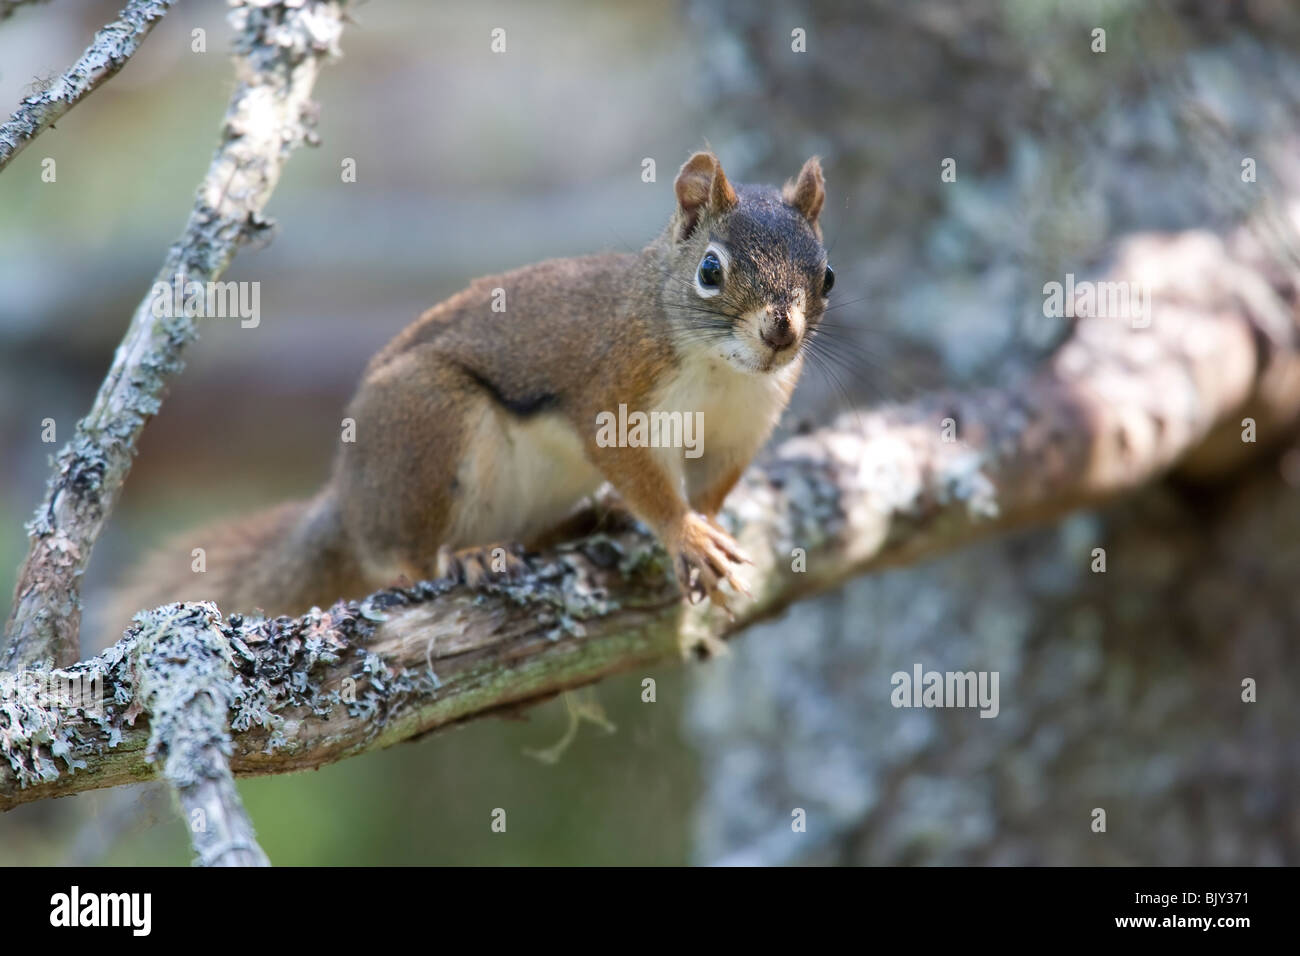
0;0;175;171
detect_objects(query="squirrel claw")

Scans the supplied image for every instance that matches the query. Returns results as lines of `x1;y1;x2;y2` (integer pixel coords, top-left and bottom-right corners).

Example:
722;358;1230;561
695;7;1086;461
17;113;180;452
436;543;527;588
671;512;749;610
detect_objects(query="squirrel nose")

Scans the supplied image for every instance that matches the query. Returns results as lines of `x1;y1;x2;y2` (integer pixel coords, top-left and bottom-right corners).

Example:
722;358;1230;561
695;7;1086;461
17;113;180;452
761;314;797;351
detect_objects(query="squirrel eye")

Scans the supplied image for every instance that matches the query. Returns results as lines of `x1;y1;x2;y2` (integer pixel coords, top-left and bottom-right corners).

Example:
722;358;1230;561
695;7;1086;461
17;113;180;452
698;252;723;289
822;265;835;295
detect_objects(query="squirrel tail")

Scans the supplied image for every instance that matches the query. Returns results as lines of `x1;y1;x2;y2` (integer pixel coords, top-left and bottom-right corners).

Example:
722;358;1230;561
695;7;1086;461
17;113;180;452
103;491;364;644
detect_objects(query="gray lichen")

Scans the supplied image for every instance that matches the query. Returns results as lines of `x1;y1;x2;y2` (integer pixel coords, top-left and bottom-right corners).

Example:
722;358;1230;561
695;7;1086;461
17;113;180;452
0;641;132;788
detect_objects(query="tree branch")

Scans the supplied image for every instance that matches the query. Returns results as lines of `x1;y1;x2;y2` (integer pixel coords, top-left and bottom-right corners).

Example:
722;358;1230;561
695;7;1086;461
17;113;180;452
134;604;269;866
4;216;1299;812
1;0;348;671
0;0;175;172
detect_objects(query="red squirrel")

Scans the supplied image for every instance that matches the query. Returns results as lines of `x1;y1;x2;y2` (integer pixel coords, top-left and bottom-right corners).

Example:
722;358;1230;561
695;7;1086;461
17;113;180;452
111;151;832;629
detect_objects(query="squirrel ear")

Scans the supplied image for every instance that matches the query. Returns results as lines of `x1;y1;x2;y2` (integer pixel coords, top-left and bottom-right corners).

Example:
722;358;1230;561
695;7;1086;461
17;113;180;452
784;156;825;224
674;151;738;241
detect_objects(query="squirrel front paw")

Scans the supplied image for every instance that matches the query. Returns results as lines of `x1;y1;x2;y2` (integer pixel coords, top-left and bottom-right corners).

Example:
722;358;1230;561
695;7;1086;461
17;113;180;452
667;512;751;609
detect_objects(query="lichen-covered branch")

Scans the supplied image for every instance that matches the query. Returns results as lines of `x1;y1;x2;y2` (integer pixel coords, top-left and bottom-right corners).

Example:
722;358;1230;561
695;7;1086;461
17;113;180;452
0;0;175;171
134;604;269;866
3;215;1299;812
1;0;348;671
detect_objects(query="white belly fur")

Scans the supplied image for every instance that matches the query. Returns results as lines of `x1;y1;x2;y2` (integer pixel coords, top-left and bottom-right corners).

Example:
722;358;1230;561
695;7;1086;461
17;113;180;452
448;353;798;546
652;352;801;500
447;407;604;547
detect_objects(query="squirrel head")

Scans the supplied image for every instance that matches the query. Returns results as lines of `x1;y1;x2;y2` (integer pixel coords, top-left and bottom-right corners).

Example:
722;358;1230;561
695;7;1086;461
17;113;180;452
657;150;831;374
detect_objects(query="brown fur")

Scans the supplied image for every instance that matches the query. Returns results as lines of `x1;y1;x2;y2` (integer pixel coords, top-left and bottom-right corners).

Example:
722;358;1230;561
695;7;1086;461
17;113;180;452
108;152;830;636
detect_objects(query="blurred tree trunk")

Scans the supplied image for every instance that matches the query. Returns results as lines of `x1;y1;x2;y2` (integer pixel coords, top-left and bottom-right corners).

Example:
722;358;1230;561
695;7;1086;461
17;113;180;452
685;0;1300;864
